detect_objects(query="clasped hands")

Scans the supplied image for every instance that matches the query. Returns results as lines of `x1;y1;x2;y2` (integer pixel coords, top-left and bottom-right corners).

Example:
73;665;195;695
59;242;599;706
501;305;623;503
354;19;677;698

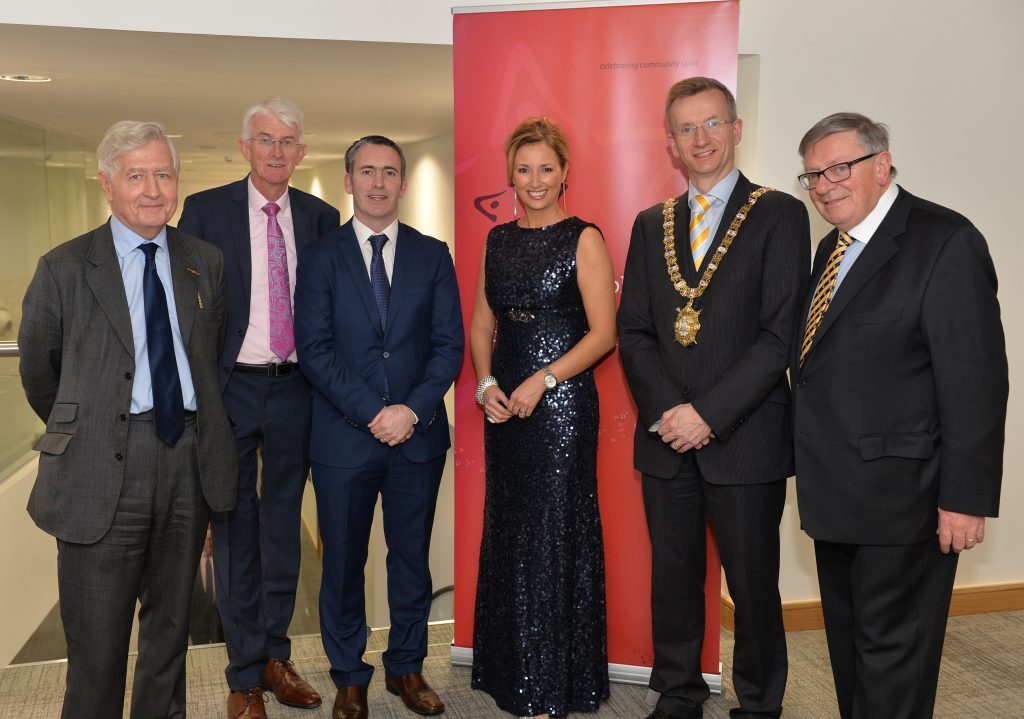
480;371;546;423
659;403;714;453
369;404;416;446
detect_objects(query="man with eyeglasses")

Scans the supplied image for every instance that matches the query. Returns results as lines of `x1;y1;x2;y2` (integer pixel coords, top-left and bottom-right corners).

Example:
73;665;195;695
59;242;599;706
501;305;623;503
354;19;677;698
180;98;340;719
792;112;1007;719
618;76;810;719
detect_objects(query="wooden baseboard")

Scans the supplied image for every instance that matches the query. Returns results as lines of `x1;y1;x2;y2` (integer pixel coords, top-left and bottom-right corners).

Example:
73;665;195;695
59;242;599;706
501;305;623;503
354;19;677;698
720;581;1024;632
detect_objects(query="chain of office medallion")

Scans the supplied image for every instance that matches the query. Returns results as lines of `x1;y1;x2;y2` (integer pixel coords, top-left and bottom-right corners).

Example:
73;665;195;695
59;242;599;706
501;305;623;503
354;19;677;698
662;186;774;300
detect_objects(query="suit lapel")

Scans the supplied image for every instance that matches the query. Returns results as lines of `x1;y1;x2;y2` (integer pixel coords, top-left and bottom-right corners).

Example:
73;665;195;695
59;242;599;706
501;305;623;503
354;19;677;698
801;188;910;364
85;222;135;355
289;188;314;249
384;224;416;339
230;179;253;301
167;227;200;346
336;223;384;334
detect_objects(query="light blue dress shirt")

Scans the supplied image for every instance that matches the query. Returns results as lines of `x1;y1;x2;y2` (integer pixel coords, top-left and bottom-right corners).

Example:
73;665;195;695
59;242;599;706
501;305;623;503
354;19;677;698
110;215;197;413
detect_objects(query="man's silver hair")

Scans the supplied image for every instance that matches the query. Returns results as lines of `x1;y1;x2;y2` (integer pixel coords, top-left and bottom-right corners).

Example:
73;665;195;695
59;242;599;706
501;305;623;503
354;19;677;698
798;112;897;177
242;98;305;142
97;121;179;179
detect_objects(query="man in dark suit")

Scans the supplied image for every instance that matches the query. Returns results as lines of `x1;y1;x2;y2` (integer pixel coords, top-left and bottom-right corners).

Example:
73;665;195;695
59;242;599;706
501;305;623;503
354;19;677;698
618;77;810;719
18;120;237;719
179;98;340;719
793;112;1007;719
294;135;463;719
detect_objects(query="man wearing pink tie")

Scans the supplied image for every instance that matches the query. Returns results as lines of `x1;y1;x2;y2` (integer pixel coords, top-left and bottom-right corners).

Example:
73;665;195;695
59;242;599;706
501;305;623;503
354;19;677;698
180;98;340;719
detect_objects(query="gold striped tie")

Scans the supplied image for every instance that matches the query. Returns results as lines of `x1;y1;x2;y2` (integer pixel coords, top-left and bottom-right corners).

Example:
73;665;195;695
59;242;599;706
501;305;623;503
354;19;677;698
799;231;854;365
689;194;712;269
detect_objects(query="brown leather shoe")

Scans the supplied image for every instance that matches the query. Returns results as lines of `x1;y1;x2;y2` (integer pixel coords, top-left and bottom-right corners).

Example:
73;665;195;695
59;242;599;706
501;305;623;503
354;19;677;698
261;658;322;708
332;685;369;719
227;688;267;719
384;672;445;715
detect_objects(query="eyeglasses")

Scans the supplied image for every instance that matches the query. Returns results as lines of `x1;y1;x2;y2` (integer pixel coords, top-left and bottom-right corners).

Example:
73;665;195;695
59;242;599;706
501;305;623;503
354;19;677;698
248;135;303;151
672;118;734;138
798;153;877;190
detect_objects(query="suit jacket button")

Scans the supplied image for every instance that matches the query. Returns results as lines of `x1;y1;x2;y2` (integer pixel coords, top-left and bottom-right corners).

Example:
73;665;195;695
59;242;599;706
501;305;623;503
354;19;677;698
119;414;128;422
237;329;245;338
125;372;132;380
383;351;390;359
223;366;231;374
115;453;124;461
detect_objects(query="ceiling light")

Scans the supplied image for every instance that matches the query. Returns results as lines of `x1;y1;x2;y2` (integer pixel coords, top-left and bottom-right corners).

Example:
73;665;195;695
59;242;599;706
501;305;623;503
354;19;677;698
1;74;52;83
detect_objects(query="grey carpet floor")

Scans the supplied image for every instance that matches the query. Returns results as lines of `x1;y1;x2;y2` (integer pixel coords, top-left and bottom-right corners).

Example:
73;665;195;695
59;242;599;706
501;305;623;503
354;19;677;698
2;612;1022;718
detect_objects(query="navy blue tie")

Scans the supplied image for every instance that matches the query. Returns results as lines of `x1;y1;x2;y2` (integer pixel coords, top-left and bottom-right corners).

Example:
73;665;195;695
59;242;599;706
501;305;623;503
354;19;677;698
369;234;390;330
369;234;391;401
139;242;184;446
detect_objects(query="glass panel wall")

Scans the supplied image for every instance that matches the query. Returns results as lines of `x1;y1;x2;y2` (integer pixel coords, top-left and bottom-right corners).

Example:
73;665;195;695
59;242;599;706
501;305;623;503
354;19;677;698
0;114;104;482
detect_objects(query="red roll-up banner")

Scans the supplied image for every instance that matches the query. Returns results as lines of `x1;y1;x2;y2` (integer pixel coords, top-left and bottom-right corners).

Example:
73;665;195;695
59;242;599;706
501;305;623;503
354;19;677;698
452;0;739;680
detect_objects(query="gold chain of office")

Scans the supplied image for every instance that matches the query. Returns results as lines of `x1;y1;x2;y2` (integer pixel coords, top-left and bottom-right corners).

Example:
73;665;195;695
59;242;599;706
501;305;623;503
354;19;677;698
662;186;774;346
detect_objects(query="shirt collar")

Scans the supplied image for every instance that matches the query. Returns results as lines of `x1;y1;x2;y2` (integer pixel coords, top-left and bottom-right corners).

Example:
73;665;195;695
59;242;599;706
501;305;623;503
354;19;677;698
688;167;740;207
110;214;168;259
353;216;399;246
847;182;899;244
247;175;291;215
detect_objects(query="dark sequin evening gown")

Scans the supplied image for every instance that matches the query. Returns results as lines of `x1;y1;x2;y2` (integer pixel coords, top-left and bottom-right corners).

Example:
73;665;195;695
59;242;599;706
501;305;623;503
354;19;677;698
472;217;610;717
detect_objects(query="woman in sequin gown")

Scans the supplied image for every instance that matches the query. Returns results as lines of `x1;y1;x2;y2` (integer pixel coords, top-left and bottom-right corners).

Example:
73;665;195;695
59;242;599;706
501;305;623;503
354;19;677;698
469;117;617;718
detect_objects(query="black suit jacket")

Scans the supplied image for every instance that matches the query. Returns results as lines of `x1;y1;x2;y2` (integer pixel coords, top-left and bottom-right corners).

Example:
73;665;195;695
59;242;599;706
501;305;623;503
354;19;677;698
178;177;340;389
618;172;811;483
19;223;238;544
792;186;1007;545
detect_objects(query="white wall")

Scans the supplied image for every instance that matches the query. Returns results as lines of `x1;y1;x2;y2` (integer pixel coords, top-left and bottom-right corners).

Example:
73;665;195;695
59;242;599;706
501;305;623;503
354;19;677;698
738;0;1024;600
0;458;58;664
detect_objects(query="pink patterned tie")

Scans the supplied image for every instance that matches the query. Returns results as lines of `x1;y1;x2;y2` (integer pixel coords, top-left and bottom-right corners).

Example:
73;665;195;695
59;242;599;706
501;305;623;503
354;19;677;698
262;202;294;361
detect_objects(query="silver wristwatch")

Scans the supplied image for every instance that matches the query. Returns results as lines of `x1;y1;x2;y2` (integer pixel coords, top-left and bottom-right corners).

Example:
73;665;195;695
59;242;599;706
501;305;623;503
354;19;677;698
542;366;558;390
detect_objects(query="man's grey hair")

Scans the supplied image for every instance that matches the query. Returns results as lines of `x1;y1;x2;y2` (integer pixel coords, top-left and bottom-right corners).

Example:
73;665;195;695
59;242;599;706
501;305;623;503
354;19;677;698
97;121;179;179
344;135;407;179
242;98;305;142
798;112;898;177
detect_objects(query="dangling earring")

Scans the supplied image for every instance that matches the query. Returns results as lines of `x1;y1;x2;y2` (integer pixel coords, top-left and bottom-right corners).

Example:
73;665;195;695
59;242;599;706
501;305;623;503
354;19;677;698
561;180;568;214
512;189;518;219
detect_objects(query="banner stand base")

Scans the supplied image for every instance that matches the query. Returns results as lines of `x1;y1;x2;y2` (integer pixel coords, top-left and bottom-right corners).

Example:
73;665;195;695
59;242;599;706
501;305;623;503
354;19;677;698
450;645;723;695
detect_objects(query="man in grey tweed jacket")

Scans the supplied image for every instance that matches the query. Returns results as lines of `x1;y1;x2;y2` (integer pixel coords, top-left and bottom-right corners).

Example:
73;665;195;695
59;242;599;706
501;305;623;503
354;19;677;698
19;120;237;719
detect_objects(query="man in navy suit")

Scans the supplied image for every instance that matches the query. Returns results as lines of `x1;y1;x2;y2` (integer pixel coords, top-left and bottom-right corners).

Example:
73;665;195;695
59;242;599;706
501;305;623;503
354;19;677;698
179;98;340;719
295;136;463;719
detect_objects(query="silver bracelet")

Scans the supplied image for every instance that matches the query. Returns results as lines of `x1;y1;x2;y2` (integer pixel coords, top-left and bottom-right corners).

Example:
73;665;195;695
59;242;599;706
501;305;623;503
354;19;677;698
476;375;498;405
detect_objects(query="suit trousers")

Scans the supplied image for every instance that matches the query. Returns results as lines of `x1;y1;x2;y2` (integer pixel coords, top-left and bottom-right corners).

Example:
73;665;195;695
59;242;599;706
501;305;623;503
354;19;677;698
312;444;444;688
212;369;312;690
57;413;209;719
814;539;959;719
643;454;787;719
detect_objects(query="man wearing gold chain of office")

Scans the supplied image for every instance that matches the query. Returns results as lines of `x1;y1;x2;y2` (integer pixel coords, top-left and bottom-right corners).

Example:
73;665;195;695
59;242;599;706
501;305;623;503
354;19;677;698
618;76;811;719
